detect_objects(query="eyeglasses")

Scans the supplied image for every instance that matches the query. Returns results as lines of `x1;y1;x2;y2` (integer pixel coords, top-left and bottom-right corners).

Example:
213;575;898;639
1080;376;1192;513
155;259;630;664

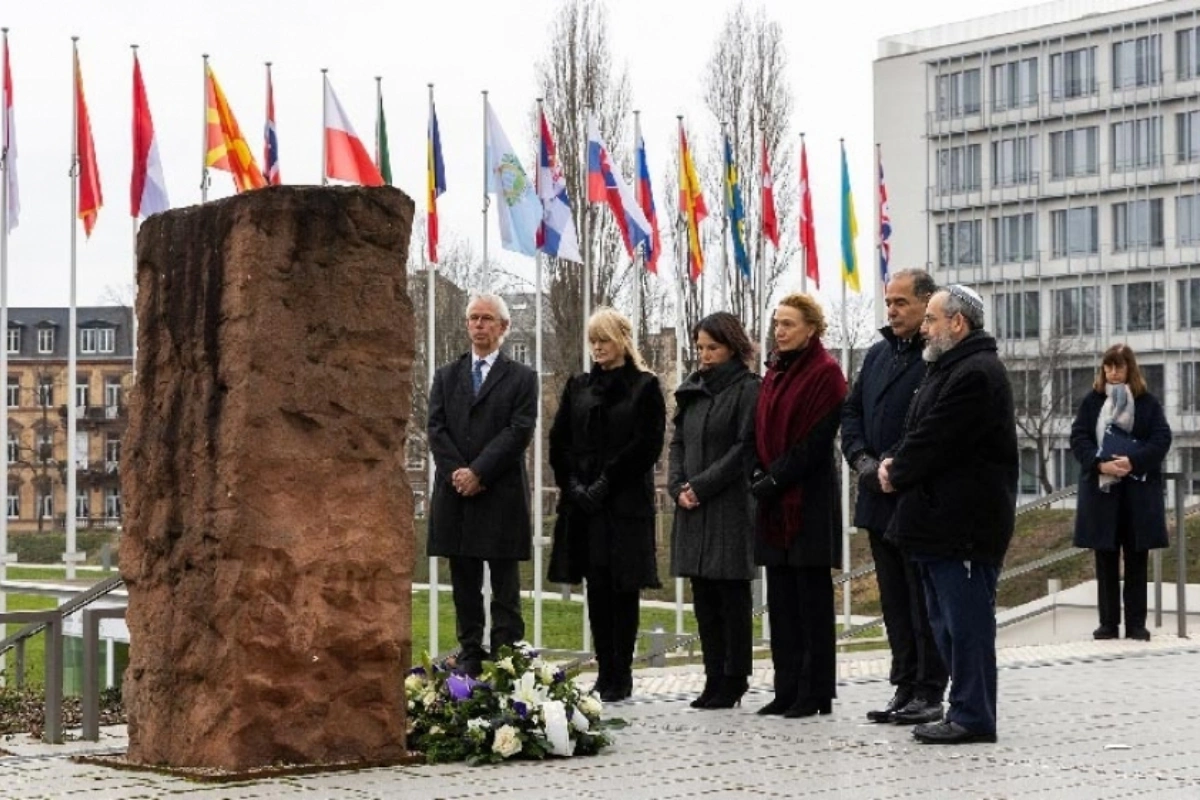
467;314;499;324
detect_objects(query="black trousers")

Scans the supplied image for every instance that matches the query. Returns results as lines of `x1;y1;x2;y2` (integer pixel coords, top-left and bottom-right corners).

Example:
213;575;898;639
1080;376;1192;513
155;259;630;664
448;557;524;664
1095;527;1149;630
586;565;641;682
867;528;948;701
692;577;753;678
766;565;836;703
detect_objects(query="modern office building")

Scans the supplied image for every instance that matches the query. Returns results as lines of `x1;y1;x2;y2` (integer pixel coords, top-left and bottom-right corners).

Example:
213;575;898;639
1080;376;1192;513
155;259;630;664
875;0;1200;496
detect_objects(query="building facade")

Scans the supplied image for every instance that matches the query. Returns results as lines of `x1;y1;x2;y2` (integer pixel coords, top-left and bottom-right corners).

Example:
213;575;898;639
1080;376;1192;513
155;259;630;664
875;0;1200;497
5;306;133;532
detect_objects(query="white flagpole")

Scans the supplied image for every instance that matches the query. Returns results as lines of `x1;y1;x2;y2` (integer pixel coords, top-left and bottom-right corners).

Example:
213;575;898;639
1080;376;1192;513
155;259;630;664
799;132;807;295
675;116;686;389
320;69;328;187
757;121;769;376
481;90;490;292
632;110;643;350
1;27;12;647
719;121;729;313
839;138;851;631
532;101;547;649
66;37;80;580
374;75;383;175
582;110;592;373
201;54;210;204
131;45;139;382
426;82;439;657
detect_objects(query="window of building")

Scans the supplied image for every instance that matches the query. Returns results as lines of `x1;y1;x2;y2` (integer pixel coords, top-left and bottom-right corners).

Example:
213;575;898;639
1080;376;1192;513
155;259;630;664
991;136;1038;186
1112;198;1163;251
1142;363;1165;401
991;57;1038;111
74;431;88;469
1053;286;1099;336
1111;116;1162;171
37;377;54;407
935;68;981;119
1055;448;1081;490
6;376;18;408
38;493;53;520
6;327;20;354
990;212;1035;263
1180;362;1200;413
1179;196;1200;246
1112;34;1161;89
1050;206;1098;257
79;328;114;355
1180;447;1200;494
1177;111;1200;163
1180;278;1200;329
105;433;120;472
1179;28;1200;80
76;490;90;522
1053;367;1096;414
105;487;121;521
104;377;122;415
37;328;54;354
404;439;425;471
7;431;18;464
936;220;982;267
509;342;530;366
6;493;17;520
36;430;53;461
994;291;1040;340
936;144;981;194
1049;127;1098;179
1007;368;1040;416
75;383;89;411
98;328;115;353
1113;281;1164;333
1019;448;1039;494
1050;47;1097;99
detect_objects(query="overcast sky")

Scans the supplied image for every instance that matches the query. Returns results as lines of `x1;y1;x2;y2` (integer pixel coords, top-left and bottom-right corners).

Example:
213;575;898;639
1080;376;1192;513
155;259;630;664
1;0;1052;311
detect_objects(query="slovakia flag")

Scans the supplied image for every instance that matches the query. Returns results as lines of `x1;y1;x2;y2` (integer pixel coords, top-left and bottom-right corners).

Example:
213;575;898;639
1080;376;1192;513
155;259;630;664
586;114;651;260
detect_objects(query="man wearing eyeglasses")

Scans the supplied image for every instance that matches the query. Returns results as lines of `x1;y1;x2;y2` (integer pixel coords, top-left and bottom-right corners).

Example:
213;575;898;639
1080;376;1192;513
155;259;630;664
427;293;538;677
878;285;1018;745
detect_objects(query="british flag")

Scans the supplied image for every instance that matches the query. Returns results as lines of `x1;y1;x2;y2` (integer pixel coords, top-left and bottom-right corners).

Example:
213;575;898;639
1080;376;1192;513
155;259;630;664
878;153;891;286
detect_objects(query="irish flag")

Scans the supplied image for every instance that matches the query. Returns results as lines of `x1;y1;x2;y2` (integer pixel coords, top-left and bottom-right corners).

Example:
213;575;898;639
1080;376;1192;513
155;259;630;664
323;77;382;187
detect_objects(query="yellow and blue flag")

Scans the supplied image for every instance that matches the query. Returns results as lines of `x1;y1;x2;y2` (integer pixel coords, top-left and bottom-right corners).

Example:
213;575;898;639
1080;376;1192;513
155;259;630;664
724;134;750;279
840;140;860;293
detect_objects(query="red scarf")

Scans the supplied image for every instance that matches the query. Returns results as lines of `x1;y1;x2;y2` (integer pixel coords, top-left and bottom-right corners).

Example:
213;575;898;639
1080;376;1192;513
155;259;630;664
754;336;846;548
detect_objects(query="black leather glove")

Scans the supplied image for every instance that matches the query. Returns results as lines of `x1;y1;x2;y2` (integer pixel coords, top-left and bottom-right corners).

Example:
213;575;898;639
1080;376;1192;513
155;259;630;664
749;469;780;500
854;453;882;494
583;474;610;506
569;477;600;514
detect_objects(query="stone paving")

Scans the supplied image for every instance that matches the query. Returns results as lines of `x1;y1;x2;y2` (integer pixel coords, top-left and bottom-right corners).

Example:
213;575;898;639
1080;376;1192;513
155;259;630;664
3;635;1200;798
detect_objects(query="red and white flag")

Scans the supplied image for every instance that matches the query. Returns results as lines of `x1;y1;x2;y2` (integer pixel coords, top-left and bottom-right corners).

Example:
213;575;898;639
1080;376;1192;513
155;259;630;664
131;52;169;219
74;44;103;238
323;77;383;187
761;138;779;248
2;33;18;233
799;139;819;288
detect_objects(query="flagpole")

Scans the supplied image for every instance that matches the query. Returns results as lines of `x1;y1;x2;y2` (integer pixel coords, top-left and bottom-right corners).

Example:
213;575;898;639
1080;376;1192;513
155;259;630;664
632;109;642;349
320;69;328;187
131;45;139;382
1;26;11;633
799;132;807;294
481;90;489;292
426;82;439;658
67;37;80;581
582;110;591;373
201;54;210;203
675;115;685;389
839;136;851;632
756;119;768;376
719;121;729;313
532;98;547;650
374;75;382;176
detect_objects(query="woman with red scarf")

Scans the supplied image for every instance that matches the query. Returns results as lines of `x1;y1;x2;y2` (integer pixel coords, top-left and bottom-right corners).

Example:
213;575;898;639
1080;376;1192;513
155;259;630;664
750;293;847;718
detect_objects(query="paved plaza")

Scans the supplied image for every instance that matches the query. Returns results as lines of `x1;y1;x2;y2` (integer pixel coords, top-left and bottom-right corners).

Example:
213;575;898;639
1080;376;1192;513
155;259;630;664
3;634;1199;799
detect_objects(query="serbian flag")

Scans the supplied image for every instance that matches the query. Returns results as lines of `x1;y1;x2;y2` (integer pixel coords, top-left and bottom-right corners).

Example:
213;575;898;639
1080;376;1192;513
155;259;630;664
536;109;582;263
634;116;660;272
131;52;169;220
799;139;819;288
678;121;708;281
323;76;382;187
74;44;103;238
205;64;265;193
761;138;779;248
263;64;280;186
2;32;19;233
586;114;650;260
426;96;446;263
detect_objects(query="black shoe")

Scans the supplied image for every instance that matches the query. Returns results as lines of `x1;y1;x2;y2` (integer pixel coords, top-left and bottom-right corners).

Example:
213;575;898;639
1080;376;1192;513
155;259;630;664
690;676;720;709
600;675;632;703
866;689;914;723
1126;626;1151;641
756;695;795;716
912;720;996;744
891;697;944;725
782;697;832;718
449;652;484;677
1093;625;1119;640
703;676;749;709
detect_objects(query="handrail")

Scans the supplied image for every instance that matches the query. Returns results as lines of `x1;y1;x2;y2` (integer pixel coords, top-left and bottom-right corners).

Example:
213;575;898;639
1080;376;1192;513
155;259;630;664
0;574;124;657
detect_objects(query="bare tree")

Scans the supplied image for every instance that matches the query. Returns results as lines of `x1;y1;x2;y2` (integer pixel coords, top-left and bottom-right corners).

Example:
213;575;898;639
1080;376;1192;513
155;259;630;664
824;294;878;387
695;2;797;349
1007;334;1088;496
536;0;634;390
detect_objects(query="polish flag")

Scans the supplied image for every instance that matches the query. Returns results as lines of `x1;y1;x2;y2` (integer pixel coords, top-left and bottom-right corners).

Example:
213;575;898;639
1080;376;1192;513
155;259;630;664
323;77;383;187
131;52;169;219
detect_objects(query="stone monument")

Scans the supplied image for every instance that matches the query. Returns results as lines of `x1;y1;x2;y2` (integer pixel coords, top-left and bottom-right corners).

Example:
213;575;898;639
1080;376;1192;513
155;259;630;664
120;186;416;770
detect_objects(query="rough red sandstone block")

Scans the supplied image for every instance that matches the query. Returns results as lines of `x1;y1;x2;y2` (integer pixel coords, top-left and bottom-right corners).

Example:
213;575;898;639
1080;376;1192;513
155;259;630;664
121;186;416;770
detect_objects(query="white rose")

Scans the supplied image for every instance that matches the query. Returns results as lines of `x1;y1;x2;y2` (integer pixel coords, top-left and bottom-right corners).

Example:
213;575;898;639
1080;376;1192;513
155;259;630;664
539;664;558;685
421;689;438;706
492;724;523;758
579;695;603;717
497;657;516;675
429;725;443;736
404;674;425;693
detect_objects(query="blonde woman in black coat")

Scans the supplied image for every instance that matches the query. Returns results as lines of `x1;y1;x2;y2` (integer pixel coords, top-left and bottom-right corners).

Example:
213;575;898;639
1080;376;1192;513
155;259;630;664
669;312;760;709
549;308;666;702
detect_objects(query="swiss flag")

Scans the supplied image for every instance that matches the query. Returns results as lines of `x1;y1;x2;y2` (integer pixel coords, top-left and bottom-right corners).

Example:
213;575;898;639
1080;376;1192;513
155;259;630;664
323;77;383;187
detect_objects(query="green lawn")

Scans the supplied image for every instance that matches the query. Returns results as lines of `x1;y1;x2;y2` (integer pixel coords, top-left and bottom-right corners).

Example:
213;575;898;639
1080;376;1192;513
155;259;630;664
2;593;58;686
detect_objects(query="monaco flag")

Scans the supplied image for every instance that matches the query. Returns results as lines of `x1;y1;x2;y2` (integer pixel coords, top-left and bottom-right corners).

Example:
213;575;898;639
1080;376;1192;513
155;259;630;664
131;52;169;219
3;33;19;233
323;77;382;187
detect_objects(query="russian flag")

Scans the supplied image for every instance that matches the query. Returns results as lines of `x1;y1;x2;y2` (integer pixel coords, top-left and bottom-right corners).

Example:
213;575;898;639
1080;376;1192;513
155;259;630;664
634;117;660;273
586;114;651;260
536;110;582;263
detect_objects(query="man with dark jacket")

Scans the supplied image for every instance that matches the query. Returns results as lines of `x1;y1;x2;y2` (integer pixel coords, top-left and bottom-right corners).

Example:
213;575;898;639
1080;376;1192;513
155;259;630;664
428;294;538;677
841;269;947;725
879;284;1018;745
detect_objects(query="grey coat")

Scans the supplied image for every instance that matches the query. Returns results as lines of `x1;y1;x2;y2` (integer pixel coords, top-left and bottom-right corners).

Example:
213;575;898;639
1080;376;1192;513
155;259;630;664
668;360;761;581
427;351;538;560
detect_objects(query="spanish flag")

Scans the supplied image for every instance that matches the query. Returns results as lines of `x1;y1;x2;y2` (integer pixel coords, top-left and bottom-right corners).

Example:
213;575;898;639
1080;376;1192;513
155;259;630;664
205;63;265;193
678;120;707;282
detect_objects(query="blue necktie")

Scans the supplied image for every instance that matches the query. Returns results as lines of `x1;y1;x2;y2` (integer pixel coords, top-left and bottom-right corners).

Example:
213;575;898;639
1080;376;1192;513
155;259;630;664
472;359;486;396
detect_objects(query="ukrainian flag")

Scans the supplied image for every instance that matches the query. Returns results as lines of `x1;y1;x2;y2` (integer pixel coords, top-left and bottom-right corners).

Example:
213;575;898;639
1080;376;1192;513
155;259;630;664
840;140;860;293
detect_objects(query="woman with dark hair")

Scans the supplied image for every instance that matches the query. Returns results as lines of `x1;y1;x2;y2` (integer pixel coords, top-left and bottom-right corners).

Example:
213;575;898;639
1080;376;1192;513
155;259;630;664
669;312;761;709
750;293;847;718
549;307;666;702
1071;343;1172;641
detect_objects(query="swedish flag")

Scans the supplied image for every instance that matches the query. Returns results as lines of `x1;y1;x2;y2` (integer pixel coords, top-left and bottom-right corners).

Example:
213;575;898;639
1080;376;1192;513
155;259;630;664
724;135;750;279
